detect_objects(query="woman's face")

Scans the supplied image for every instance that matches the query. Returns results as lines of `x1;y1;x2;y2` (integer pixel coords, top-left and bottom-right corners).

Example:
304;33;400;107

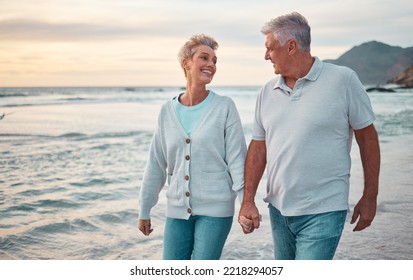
184;45;217;85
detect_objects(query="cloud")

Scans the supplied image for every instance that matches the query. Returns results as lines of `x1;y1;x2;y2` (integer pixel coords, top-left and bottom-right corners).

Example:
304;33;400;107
0;19;147;41
0;18;262;50
1;0;412;86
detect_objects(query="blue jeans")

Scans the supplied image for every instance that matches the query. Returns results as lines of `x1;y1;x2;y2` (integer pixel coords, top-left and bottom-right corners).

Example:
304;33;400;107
269;204;346;260
163;215;233;260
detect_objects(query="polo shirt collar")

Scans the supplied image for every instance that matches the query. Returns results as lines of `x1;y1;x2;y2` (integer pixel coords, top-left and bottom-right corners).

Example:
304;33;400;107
304;56;322;82
273;56;322;90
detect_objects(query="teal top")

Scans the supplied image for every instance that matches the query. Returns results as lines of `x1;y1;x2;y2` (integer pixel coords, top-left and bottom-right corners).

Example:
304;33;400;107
173;91;215;136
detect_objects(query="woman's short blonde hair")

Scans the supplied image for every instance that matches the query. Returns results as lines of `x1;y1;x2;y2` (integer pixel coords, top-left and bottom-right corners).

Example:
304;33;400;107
178;34;219;77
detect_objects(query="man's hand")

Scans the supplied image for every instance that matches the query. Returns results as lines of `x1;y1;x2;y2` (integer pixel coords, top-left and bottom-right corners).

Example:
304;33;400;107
351;196;377;231
352;124;380;232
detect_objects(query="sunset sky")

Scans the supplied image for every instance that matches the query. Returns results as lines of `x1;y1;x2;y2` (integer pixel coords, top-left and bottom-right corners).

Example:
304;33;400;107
1;0;412;87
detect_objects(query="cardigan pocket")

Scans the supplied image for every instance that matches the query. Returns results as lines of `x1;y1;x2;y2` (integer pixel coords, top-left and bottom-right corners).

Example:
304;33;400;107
200;170;233;202
166;174;184;206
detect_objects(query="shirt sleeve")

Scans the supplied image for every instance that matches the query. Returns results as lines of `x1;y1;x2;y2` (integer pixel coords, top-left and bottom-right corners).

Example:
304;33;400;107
252;87;266;141
139;115;168;220
347;71;376;130
224;99;247;201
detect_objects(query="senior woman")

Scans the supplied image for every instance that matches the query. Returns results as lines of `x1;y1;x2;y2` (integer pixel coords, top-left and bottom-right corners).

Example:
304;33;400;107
138;34;247;260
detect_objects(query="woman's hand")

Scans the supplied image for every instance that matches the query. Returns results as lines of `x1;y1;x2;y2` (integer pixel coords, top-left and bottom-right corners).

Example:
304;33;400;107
138;219;154;236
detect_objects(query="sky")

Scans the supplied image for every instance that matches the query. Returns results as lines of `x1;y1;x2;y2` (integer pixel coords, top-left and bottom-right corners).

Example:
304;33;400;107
1;0;412;87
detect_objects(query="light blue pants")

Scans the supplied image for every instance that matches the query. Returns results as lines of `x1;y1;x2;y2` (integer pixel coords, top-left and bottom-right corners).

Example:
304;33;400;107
163;215;233;260
269;204;347;260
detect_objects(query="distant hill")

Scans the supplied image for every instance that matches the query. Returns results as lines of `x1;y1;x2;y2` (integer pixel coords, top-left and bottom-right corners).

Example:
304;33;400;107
324;41;413;85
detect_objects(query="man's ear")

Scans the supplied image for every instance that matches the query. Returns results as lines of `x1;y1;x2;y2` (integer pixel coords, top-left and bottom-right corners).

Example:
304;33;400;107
288;40;297;55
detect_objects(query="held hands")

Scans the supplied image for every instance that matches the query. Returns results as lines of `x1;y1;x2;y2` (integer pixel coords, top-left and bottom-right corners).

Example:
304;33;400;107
238;201;261;234
138;219;153;236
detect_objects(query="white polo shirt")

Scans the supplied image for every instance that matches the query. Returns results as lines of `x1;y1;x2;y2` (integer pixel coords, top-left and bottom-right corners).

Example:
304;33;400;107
253;57;376;216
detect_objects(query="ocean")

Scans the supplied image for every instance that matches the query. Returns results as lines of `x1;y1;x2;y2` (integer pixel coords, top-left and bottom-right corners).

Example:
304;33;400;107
0;85;412;260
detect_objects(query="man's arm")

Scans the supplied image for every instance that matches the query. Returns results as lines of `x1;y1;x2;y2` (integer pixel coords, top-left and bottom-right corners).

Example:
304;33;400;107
239;140;267;233
351;124;380;231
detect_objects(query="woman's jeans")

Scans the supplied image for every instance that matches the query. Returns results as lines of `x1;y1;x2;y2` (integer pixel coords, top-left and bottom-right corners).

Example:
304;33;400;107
163;215;233;260
269;204;347;260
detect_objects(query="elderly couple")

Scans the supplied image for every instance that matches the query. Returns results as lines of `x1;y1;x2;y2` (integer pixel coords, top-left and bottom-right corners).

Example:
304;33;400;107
138;12;380;260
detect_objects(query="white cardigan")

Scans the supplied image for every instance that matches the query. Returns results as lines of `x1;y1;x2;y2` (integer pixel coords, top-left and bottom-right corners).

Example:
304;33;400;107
139;93;247;220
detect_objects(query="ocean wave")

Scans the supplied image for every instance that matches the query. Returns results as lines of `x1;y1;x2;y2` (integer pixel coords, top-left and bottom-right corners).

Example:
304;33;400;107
376;109;413;136
30;221;75;234
0;198;79;221
92;131;147;139
0;93;30;98
18;186;68;198
57;132;88;141
0;86;179;107
95;210;136;224
0;130;150;142
59;97;89;101
69;178;126;188
32;199;80;209
69;218;100;232
1;203;37;214
71;191;116;202
1;100;97;108
0;133;50;138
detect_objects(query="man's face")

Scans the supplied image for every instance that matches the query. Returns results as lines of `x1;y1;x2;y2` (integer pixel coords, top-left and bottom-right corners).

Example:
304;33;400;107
264;33;289;76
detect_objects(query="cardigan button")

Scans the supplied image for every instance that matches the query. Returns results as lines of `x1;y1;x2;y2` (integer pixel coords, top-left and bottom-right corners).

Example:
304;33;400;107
187;208;192;214
185;191;190;197
185;138;191;144
185;155;190;160
184;175;190;181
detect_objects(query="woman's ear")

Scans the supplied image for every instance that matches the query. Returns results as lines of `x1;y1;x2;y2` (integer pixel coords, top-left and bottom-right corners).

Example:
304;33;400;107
183;59;190;70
